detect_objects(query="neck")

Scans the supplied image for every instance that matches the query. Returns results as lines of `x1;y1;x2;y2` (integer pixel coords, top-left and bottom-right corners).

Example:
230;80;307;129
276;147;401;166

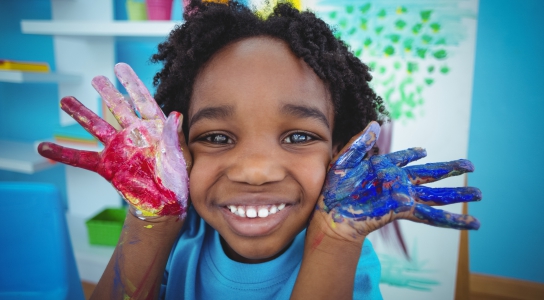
219;236;293;264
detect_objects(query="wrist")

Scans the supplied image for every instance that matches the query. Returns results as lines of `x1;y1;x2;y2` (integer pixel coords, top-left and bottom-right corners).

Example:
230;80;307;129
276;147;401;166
307;208;366;253
125;209;184;238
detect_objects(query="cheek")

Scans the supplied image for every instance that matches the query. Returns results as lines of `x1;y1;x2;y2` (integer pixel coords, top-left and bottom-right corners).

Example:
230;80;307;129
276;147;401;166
294;152;330;200
188;159;214;206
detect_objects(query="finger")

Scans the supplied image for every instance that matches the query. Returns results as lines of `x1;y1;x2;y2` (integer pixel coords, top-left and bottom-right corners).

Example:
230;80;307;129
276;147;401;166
405;203;480;230
404;159;474;185
114;63;165;121
413;186;482;206
332;121;380;169
60;96;117;144
156;112;190;215
158;112;191;172
38;142;100;172
386;147;427;167
92;75;138;128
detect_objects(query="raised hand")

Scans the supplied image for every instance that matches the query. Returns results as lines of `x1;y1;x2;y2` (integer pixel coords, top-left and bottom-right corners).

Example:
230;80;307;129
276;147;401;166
317;122;481;242
38;63;190;218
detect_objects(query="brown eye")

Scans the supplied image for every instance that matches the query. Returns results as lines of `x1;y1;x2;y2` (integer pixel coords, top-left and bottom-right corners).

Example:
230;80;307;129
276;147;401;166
202;134;233;144
283;132;313;144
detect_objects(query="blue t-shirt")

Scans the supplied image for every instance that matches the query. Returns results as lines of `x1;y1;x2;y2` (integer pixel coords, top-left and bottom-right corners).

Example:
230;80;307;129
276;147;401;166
160;207;382;299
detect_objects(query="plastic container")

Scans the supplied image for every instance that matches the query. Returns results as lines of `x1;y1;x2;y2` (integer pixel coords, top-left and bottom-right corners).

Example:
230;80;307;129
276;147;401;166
0;60;50;72
85;208;127;246
146;0;173;20
126;0;148;21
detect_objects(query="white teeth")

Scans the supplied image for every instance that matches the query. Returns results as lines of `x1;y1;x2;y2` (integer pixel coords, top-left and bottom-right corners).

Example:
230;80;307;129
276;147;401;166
258;208;269;218
228;203;286;218
246;208;257;218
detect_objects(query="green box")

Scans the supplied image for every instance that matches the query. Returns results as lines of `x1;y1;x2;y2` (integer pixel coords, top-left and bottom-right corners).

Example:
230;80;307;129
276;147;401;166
85;208;127;246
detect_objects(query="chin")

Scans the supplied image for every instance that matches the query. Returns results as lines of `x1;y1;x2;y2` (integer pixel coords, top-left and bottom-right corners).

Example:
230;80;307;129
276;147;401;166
219;228;302;263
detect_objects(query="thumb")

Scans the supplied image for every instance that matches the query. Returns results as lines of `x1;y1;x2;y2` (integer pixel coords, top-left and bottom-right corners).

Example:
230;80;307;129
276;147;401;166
160;112;192;172
330;121;380;170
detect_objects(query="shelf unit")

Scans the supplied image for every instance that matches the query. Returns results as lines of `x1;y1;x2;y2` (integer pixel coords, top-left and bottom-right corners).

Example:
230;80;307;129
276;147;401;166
0;70;80;83
21;20;180;37
0;140;57;174
13;0;181;283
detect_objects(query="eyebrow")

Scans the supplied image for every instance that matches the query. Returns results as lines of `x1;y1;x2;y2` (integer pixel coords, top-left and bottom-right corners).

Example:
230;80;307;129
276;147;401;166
189;105;235;127
280;103;330;128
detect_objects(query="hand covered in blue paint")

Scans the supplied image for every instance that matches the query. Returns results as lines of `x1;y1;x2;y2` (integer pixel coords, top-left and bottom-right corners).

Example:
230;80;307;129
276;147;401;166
317;122;481;243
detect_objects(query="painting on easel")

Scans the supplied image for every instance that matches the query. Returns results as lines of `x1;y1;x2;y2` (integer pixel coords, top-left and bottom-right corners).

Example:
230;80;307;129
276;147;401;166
309;0;479;298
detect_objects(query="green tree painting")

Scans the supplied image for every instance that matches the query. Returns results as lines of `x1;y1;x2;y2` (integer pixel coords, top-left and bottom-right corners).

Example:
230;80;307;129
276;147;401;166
316;1;472;122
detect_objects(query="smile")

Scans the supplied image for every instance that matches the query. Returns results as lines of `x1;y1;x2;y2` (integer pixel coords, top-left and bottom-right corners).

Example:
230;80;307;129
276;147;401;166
226;203;287;218
219;200;294;237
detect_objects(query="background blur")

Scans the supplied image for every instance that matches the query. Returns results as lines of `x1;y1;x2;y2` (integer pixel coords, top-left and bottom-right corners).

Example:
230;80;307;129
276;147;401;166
1;0;542;298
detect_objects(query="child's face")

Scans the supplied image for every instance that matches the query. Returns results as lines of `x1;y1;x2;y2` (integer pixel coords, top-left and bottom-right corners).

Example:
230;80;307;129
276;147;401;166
187;37;335;262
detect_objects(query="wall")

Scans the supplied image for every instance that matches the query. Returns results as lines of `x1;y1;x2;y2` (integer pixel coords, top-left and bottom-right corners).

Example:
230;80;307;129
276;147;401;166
468;0;544;283
0;0;67;205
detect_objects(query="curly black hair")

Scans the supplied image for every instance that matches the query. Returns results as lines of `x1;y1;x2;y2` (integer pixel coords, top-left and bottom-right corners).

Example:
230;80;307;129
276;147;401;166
151;0;388;147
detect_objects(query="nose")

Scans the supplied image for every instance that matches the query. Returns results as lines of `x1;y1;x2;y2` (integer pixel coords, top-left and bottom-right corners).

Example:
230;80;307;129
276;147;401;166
226;147;286;185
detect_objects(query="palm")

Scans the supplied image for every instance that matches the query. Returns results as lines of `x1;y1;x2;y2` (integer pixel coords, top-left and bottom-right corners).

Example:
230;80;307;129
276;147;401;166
38;63;190;217
319;122;481;240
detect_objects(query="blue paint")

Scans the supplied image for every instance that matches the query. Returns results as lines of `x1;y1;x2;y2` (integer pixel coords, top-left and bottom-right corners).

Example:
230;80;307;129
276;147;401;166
334;122;380;169
404;159;474;184
413;204;480;230
386;147;427;167
414;186;482;205
322;129;480;230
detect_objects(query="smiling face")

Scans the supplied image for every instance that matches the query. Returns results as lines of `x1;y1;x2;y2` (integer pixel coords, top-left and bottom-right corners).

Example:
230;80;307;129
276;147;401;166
187;36;335;263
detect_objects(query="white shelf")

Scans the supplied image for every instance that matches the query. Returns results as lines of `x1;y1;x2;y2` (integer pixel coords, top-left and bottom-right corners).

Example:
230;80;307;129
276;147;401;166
0;140;58;174
0;70;81;83
21;20;181;37
66;213;114;283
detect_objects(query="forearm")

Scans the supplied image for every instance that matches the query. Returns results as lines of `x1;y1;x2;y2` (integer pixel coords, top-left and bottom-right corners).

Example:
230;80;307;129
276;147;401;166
291;211;364;300
90;212;184;300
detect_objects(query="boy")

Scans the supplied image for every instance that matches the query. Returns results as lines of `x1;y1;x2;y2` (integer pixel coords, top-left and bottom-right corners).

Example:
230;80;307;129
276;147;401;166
38;1;481;299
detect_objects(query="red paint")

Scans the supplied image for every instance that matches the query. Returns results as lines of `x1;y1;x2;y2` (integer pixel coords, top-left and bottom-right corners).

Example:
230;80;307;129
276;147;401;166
131;252;158;299
38;142;100;172
60;96;117;144
100;130;183;216
38;88;187;217
311;231;326;251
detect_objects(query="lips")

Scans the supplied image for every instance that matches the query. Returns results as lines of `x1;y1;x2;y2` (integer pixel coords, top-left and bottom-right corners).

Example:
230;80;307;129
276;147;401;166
218;196;294;237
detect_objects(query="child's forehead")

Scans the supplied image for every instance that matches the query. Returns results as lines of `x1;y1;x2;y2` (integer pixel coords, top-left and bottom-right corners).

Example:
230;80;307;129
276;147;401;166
188;36;333;121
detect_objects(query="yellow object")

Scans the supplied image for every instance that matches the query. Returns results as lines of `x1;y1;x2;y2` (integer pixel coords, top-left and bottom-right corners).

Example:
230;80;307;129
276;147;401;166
256;0;302;19
203;0;229;4
0;60;50;72
144;225;154;229
288;0;302;10
54;136;99;146
126;0;147;21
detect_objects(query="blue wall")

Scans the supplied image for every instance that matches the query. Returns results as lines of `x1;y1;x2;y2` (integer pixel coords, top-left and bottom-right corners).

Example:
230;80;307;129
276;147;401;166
0;0;67;205
468;0;544;283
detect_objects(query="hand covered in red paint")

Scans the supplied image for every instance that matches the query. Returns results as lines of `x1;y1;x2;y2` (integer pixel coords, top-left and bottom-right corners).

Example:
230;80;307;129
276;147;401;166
38;63;190;218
